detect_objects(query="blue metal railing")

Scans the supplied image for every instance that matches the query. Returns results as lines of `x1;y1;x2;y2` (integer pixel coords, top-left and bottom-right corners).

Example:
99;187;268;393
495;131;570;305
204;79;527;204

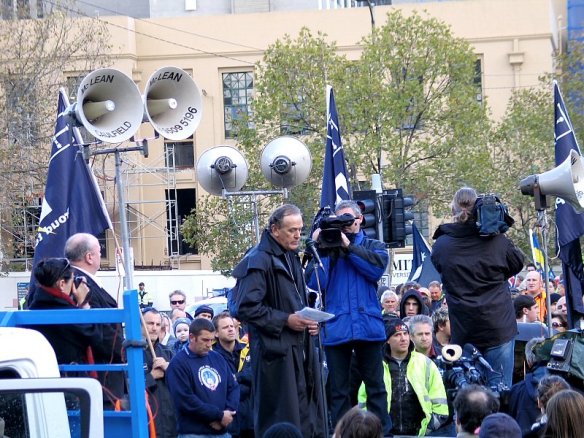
0;290;148;438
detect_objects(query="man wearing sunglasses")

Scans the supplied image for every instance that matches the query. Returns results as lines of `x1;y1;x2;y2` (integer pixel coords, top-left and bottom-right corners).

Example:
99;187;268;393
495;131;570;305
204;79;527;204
169;290;193;320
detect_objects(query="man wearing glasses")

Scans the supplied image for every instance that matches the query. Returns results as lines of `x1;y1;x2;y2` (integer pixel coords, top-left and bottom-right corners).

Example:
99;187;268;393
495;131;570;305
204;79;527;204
169;290;193;320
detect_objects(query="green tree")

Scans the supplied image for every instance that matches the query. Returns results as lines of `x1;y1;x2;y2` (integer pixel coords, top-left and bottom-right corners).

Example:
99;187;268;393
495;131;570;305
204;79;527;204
182;11;496;274
0;1;111;269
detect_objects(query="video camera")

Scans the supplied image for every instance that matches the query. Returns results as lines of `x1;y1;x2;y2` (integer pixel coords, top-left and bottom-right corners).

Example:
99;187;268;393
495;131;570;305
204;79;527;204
316;210;357;249
436;343;509;404
473;193;514;237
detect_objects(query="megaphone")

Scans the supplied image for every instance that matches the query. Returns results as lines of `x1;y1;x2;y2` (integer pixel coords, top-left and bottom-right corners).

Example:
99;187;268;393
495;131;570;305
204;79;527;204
196;146;249;196
73;68;143;143
144;66;203;140
520;149;584;213
260;136;312;188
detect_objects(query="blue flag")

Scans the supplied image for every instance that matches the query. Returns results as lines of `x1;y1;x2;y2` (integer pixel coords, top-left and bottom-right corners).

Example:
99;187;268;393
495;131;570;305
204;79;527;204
554;80;584;326
32;89;112;266
408;223;441;287
320;85;351;209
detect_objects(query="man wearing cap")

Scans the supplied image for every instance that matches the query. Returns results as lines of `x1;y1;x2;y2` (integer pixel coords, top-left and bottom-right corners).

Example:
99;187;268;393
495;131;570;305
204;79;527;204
478;413;521;438
138;282;153;309
514;295;540;323
358;318;448;436
195;305;214;320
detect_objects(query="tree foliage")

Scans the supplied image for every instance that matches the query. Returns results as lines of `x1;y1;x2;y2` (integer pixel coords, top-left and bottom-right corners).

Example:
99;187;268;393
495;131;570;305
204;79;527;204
0;0;111;267
183;11;495;274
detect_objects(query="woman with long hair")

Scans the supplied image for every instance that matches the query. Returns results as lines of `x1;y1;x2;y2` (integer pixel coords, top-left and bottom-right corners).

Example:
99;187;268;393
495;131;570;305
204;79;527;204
544;389;584;438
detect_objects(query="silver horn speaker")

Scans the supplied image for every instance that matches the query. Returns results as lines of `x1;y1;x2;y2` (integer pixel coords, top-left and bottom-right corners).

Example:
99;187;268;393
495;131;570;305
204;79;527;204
196;146;249;196
260;136;312;188
520;149;584;213
144;66;203;140
74;68;143;143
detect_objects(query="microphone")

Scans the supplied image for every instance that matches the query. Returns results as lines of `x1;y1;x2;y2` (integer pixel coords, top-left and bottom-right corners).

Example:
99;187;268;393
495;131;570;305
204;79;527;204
304;238;324;270
463;343;494;372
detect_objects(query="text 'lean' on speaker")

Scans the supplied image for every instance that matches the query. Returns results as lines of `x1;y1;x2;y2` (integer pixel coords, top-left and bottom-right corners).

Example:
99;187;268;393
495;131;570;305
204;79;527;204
144;66;203;141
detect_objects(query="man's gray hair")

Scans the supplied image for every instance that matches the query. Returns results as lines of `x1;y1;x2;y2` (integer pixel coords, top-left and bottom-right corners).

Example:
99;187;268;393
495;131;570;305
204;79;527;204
525;336;545;367
169;290;187;300
409;314;434;334
64;233;96;262
380;290;398;303
334;200;361;217
268;204;302;229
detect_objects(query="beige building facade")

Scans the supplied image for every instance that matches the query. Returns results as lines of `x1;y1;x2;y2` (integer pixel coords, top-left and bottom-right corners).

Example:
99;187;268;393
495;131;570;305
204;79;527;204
63;0;564;271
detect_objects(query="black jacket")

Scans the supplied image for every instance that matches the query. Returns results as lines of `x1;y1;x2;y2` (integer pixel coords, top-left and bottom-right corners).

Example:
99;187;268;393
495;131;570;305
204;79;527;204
431;222;524;349
28;285;107;368
234;229;325;438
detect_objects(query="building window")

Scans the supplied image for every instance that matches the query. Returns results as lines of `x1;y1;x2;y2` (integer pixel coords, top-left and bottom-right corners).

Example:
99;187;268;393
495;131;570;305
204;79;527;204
475;58;483;102
166;188;197;256
165;140;194;168
223;72;253;138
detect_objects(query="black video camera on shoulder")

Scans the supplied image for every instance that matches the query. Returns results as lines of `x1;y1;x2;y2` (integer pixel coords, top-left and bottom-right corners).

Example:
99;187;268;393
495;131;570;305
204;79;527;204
473;193;514;237
317;213;356;249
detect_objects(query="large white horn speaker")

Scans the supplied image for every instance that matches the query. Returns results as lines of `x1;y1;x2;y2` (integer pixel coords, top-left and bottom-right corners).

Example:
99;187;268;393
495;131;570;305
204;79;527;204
144;66;202;140
197;146;249;196
260;136;312;188
520;149;584;212
75;68;143;143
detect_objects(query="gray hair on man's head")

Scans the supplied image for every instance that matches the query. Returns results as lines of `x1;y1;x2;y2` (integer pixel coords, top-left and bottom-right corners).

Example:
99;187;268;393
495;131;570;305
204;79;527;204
268;204;302;229
451;187;477;223
409;314;433;333
380;290;398;303
334;200;361;217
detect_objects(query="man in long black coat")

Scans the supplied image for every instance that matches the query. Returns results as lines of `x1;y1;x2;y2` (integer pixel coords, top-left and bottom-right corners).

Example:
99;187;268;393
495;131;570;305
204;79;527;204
234;204;325;438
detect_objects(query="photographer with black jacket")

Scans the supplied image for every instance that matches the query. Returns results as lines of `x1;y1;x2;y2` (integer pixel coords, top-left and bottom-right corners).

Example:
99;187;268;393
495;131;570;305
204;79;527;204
431;187;524;389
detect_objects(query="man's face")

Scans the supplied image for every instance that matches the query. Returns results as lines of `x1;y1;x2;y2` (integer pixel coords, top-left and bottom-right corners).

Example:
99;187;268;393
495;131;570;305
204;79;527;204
525;303;540;322
429;285;442;301
387;330;410;356
143;312;161;342
197;312;213;321
85;239;101;273
382;296;398;313
525;272;542;296
216;317;237;343
556;297;567;315
404;297;420;316
189;330;215;356
139;284;145;291
271;214;303;251
411;323;433;352
170;294;186;311
335;207;362;234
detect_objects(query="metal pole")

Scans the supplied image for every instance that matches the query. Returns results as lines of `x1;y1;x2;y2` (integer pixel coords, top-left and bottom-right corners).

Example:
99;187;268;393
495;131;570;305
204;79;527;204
115;150;134;291
537;209;553;331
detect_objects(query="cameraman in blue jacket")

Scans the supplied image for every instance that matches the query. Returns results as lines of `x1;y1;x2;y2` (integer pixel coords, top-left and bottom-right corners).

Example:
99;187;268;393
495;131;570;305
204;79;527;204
307;200;392;435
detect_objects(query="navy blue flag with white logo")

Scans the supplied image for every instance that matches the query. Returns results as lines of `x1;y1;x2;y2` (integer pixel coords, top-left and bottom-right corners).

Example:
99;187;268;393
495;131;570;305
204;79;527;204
408;223;441;287
554;80;584;326
32;89;112;266
320;85;351;209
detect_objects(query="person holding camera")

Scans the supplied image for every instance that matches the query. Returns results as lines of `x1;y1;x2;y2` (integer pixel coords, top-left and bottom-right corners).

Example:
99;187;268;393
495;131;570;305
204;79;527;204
431;187;525;389
306;200;392;435
28;257;107;371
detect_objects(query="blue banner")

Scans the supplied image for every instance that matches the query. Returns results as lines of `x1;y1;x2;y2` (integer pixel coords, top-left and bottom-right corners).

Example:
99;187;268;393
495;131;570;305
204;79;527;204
32;89;112;265
554;80;584;325
320;85;351;209
408;223;441;287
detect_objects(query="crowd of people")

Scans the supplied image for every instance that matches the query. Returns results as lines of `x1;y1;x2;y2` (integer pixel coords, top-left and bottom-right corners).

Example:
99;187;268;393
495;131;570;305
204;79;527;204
23;188;584;438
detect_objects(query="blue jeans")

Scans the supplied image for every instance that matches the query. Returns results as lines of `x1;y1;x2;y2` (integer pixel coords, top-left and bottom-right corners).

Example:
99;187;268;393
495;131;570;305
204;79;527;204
480;339;515;389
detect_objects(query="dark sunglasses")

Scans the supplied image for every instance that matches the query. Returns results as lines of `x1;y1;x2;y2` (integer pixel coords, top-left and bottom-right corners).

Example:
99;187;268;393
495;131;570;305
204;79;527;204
552;322;566;328
171;300;185;305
